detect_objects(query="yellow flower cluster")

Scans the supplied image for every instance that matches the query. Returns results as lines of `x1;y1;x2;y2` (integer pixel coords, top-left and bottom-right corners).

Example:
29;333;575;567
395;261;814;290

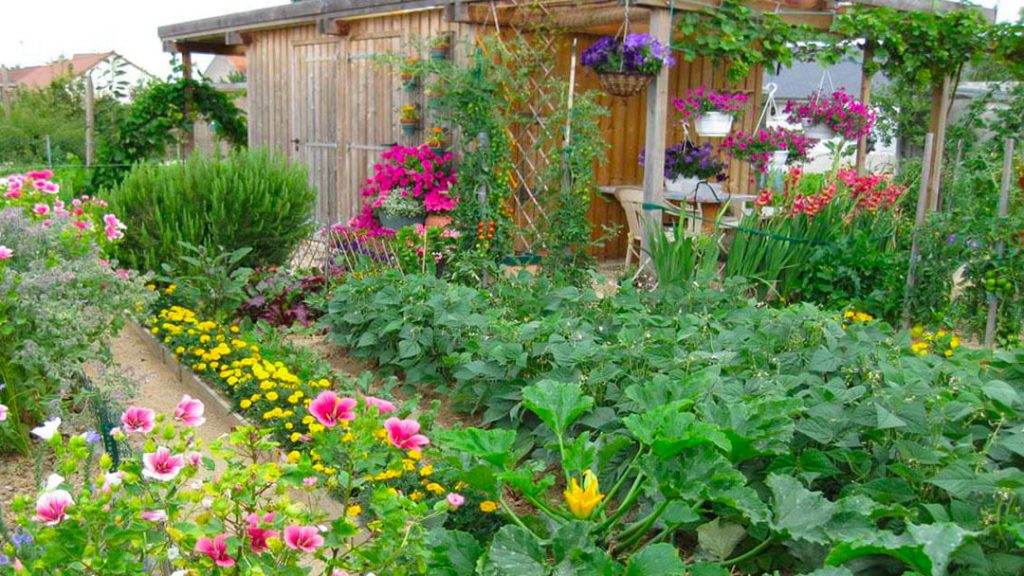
909;325;961;357
841;309;874;330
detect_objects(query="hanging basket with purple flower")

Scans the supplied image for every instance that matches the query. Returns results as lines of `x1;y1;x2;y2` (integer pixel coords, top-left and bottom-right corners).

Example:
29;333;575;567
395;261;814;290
672;85;750;137
784;88;876;141
582;33;675;97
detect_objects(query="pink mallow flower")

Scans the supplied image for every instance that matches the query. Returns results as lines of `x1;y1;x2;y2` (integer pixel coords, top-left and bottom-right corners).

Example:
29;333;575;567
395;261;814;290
195;534;236;567
246;512;278;554
363;395;397;413
0;403;7;421
120;406;155;434
384;417;430;450
32;204;50;216
141;509;168;522
142;447;185;482
308;391;357;428
283;525;324;553
174;394;206;427
446;492;465;509
0;246;12;260
34;490;73;525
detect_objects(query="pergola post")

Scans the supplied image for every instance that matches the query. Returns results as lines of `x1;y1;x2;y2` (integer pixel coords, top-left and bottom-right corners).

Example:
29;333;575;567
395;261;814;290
925;75;952;212
181;50;195;157
641;6;672;263
855;41;874;175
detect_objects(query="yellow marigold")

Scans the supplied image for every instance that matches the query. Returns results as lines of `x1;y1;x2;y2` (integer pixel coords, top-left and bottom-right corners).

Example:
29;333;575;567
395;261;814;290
342;432;354;443
407;449;422;461
175;346;185;355
950;336;961;349
426;482;445;495
419;465;434;477
150;327;159;335
240;399;252;409
266;391;279;402
146;284;156;291
479;500;498;513
285;422;294;430
230;326;240;333
410;491;425;502
199;335;211;344
402;459;416;472
287;451;301;463
290;432;302;442
944;349;954;357
346;505;362;517
195;363;207;372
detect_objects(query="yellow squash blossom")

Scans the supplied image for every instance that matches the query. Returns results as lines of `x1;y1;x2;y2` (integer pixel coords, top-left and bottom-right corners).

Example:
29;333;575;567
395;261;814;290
564;470;604;519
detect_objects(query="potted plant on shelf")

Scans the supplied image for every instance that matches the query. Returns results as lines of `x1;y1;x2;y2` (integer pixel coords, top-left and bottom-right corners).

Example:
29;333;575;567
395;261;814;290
720;126;813;173
581;33;675;97
400;57;420;91
430;34;451;60
399;105;420;136
784;88;876;141
352;144;458;232
672;85;749;137
425;126;449;156
654;142;729;194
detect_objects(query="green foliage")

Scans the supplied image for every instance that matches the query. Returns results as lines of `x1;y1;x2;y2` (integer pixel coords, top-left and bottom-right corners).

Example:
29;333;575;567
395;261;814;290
159;243;254;321
104;149;316;273
91;75;247;190
645;217;720;291
675;0;809;85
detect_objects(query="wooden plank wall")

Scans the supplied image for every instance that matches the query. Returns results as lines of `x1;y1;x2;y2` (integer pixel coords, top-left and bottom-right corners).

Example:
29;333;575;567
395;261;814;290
244;14;764;260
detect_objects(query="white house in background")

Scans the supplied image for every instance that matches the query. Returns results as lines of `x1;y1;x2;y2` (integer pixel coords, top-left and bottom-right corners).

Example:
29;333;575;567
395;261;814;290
6;52;152;100
203;55;247;83
764;59;897;173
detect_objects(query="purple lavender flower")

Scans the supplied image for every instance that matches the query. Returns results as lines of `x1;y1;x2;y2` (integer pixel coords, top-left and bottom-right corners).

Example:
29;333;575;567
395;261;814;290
946;234;956;245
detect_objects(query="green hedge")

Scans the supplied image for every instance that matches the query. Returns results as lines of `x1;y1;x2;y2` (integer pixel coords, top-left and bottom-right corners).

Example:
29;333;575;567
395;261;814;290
104;150;316;271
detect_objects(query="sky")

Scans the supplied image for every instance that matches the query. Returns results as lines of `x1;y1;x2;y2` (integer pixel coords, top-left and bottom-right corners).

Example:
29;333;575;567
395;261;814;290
1;0;1022;78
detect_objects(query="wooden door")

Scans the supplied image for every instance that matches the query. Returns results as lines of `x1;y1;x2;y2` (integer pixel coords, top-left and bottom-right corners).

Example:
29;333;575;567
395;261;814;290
340;34;403;222
291;41;340;224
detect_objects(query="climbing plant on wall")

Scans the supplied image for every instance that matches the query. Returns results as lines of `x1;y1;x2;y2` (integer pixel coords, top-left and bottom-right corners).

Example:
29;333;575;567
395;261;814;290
91;76;247;190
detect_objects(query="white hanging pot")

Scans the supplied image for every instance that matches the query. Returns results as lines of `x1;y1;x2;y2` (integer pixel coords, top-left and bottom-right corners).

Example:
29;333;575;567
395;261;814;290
769;150;789;170
666;176;701;194
804;122;836;141
695;111;734;138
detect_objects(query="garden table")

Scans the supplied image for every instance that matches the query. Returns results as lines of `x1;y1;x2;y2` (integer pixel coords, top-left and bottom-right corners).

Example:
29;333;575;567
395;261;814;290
664;190;758;235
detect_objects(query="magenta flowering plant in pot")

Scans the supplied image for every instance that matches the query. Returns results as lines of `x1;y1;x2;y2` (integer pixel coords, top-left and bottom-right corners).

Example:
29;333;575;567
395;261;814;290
351;144;458;233
672;85;749;137
581;33;675;97
720;126;813;173
784;88;876;141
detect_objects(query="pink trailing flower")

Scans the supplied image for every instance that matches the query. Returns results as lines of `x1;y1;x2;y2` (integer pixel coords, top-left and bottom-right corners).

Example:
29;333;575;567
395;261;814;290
308;391;357;428
174;394;206;427
0;246;12;260
195;534;236;567
246;512;278;554
120;406;155;434
140;509;168;522
785;88;875;140
384;417;430;450
283;525;324;553
446;492;466;509
363;395;397;413
673;85;749;120
142;447;185;481
353;144;458;231
34;490;73;525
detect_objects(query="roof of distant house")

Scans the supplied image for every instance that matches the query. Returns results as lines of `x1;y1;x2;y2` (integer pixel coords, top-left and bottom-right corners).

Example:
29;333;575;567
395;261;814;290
6;52;151;89
764;59;890;101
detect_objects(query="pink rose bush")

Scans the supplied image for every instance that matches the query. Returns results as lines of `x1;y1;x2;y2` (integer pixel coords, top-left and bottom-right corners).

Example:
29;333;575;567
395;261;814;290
1;397;457;575
350;144;458;233
784;88;876;140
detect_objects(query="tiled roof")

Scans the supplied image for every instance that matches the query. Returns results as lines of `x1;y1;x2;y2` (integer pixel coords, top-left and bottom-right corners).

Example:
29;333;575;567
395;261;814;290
8;52;114;88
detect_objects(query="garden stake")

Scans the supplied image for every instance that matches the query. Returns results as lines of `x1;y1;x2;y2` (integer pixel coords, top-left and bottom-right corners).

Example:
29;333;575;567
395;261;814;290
903;133;934;330
984;138;1014;347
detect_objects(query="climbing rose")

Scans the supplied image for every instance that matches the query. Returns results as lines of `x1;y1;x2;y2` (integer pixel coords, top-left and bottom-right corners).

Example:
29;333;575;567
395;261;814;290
384;417;430;450
308;391;357;428
195;534;235;567
120;406;155;434
283;525;324;553
174;394;206;427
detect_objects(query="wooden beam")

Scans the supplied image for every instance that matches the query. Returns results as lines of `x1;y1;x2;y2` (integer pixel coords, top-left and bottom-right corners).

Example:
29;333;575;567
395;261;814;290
926;76;951;212
163;41;246;56
85;75;95;167
224;31;251;45
158;2;321;40
855;41;873;175
318;18;352;36
181;52;195;158
641;7;672;269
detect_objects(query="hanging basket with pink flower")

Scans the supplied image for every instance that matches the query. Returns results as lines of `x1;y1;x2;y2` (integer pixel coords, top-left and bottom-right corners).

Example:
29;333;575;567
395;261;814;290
350;145;458;233
784;88;876;141
582;33;675;97
720;126;813;174
672;85;749;137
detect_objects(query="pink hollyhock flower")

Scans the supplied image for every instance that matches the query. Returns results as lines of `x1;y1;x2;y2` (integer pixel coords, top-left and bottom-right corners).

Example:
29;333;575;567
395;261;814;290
141;509;168;522
120;406;155;434
34;490;73;525
308;391;357;428
0;246;12;261
195;534;236;567
142;447;185;482
174;394;206;427
384;417;430;450
283;525;324;553
363;395;397;413
32;204;50;216
446;492;465;509
0;403;7;420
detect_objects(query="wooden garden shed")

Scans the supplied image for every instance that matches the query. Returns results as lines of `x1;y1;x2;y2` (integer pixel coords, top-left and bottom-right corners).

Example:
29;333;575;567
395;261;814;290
158;0;991;261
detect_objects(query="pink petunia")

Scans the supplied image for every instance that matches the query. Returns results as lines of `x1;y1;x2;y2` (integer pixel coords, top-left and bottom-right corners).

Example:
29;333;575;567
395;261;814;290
142;447;185;482
308;391;357;428
174;394;206;427
283;525;324;553
120;406;155;434
141;509;168;522
195;534;236;567
384;417;430;450
34;490;73;525
363;395;397;413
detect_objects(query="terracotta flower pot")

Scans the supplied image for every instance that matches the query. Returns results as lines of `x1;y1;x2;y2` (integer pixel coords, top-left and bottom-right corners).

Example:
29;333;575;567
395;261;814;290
425;214;453;229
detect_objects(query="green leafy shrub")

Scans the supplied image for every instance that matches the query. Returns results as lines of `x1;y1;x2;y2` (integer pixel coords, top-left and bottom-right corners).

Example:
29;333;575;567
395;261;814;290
104;150;316;272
